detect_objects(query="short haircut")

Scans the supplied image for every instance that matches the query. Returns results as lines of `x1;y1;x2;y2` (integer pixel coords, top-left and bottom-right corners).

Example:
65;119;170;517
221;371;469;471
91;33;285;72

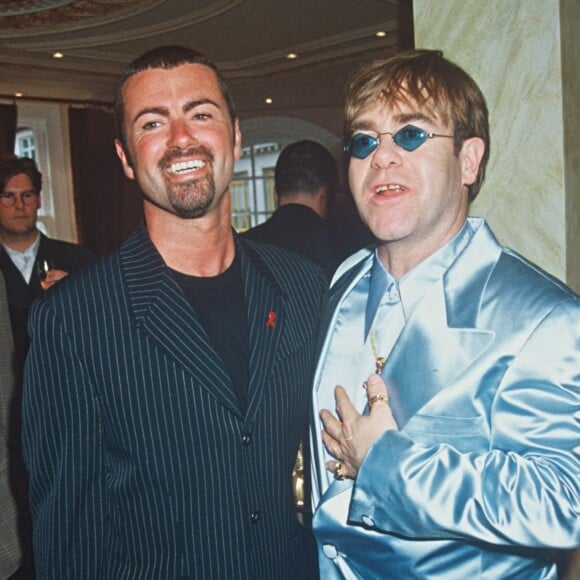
114;45;237;151
345;49;490;201
275;140;338;200
0;155;42;193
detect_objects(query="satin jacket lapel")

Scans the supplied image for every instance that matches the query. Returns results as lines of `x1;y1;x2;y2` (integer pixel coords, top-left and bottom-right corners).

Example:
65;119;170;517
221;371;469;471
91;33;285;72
384;224;501;428
315;252;373;362
122;225;241;417
311;252;373;504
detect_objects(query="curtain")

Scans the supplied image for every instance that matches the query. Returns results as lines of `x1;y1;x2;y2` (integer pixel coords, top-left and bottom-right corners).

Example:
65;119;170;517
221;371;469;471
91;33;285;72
0;103;17;157
68;107;143;256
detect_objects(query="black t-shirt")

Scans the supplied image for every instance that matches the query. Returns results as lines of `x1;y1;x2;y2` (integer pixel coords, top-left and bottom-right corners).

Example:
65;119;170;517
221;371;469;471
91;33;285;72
171;255;250;411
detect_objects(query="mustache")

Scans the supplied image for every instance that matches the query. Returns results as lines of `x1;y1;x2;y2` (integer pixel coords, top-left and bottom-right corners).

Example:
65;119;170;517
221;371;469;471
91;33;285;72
159;146;214;169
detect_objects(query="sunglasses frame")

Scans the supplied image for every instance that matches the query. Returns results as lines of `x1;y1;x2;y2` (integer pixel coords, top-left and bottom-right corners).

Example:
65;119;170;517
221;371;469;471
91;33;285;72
344;124;454;159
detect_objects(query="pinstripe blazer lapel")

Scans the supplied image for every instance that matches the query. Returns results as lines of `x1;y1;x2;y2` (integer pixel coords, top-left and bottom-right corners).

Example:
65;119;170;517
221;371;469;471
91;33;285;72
238;241;287;417
122;224;242;416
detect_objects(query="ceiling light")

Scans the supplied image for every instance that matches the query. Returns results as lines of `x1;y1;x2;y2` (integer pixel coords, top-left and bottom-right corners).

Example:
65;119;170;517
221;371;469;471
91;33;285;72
15;92;23;98
286;52;298;60
265;98;273;104
53;52;64;59
375;31;387;38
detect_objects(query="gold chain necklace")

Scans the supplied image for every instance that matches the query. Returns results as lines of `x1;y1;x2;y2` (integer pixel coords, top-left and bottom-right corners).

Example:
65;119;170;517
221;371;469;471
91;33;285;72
369;327;387;374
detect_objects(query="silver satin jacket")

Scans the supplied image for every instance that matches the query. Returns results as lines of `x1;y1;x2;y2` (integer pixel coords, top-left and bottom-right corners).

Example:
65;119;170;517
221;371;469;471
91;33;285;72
311;218;579;579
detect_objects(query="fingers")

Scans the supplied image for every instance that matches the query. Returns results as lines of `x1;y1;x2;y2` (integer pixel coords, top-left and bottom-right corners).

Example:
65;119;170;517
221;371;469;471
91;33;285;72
364;374;399;430
327;459;351;480
321;430;341;459
320;408;341;439
49;269;69;282
321;384;358;441
334;385;357;421
44;270;68;283
320;409;342;458
365;373;389;408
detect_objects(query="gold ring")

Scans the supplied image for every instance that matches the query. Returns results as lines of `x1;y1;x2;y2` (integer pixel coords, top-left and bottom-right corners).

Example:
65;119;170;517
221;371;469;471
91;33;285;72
335;461;346;480
369;393;389;406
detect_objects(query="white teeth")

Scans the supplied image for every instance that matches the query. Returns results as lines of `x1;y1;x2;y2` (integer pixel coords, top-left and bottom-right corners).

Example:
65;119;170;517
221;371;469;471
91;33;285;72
376;184;403;194
167;159;206;174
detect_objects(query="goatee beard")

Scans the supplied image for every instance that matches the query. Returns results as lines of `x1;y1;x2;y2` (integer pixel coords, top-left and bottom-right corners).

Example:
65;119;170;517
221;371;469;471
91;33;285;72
168;174;216;218
160;146;216;218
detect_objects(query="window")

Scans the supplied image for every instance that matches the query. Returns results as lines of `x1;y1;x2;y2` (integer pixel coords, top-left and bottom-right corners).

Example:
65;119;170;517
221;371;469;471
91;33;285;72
231;170;250;231
13;123;52;234
11;102;77;242
15;128;37;160
232;143;280;231
235;116;342;233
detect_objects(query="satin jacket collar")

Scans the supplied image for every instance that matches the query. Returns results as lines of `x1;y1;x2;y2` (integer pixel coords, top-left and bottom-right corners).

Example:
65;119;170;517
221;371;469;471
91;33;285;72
320;218;501;427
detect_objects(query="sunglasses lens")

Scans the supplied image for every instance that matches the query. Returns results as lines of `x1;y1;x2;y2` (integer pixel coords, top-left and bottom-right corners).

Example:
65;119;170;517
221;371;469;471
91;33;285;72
345;133;379;159
393;125;428;151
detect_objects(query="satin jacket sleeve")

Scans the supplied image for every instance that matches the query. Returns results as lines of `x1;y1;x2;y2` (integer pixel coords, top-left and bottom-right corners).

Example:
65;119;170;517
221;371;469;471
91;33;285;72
349;297;580;548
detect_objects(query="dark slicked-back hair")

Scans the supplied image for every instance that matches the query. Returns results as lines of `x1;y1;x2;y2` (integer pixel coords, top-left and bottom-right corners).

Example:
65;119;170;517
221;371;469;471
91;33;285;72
275;140;338;200
114;45;237;150
0;155;42;193
345;49;489;201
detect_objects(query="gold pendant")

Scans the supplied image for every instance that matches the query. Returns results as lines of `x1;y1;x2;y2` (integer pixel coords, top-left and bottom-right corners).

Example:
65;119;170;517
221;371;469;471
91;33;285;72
375;356;387;374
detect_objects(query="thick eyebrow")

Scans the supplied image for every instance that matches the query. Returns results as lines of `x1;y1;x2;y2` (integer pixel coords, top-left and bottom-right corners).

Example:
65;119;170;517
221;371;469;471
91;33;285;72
393;112;434;125
132;98;222;127
183;98;221;114
351;111;435;133
131;106;169;127
1;189;37;195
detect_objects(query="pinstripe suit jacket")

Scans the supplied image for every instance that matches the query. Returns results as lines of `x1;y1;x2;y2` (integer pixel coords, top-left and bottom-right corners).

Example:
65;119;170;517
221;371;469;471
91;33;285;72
22;222;327;579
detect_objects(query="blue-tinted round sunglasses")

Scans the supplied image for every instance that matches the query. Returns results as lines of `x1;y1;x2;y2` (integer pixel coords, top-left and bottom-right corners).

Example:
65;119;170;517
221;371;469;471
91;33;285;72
344;124;454;159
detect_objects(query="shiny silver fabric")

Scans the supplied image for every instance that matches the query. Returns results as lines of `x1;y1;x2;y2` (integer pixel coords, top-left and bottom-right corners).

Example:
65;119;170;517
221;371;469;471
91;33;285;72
311;218;579;579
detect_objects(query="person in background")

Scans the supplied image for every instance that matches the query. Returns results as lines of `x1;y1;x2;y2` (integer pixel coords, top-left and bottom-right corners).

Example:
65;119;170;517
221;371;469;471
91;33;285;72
326;190;374;264
242;139;339;279
0;156;94;372
0;155;94;579
311;49;579;578
23;45;326;579
0;271;20;579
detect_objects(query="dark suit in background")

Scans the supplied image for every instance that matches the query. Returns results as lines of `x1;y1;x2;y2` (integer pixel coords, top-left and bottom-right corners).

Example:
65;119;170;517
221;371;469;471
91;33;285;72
243;203;337;279
23;224;325;578
0;233;95;372
243;139;340;282
0;233;93;580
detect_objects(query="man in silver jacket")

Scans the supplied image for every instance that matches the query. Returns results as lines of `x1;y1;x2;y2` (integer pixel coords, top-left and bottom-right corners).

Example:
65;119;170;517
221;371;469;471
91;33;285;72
311;49;579;579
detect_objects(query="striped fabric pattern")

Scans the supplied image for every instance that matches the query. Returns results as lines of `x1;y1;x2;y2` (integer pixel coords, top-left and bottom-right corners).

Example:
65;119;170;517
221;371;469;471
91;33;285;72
23;223;327;579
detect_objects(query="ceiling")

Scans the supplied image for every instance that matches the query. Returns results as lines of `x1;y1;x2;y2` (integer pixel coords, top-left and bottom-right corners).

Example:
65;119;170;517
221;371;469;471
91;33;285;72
0;0;414;132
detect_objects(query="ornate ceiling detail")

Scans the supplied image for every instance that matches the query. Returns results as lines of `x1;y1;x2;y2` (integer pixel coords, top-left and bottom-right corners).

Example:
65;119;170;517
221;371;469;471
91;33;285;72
0;0;410;117
0;0;142;29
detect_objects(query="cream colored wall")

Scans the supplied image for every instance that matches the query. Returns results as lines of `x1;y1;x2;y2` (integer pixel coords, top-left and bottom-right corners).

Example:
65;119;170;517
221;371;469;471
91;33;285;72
414;0;579;292
561;0;580;292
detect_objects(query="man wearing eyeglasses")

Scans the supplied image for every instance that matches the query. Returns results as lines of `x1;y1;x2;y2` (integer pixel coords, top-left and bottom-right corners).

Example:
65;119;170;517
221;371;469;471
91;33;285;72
0;156;94;371
0;155;94;578
311;50;579;578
